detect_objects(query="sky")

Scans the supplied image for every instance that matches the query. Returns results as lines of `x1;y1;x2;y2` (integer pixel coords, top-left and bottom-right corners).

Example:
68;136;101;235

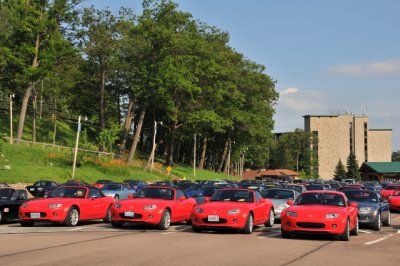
80;0;400;150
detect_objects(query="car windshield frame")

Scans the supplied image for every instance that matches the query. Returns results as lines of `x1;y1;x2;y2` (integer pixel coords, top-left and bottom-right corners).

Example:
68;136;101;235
135;187;174;200
49;187;88;199
210;190;254;203
0;188;14;200
264;189;295;200
344;190;379;203
102;184;123;191
295;193;346;207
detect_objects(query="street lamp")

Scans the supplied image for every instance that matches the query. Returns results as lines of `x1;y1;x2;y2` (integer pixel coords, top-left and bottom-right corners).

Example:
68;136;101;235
72;115;87;179
150;121;163;172
9;94;15;144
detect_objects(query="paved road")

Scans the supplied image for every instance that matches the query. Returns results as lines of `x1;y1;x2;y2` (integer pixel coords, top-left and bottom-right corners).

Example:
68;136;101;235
0;214;399;266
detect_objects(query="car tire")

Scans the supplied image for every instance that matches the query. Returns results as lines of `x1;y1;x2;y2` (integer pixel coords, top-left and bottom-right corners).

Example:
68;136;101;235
372;213;381;231
64;207;79;227
103;205;112;223
265;209;275;227
20;221;35;227
186;218;192;225
0;210;4;223
281;228;291;239
157;209;171;230
350;216;359;236
382;212;391;226
111;221;123;228
242;213;254;234
192;226;202;233
114;195;119;201
339;219;350;241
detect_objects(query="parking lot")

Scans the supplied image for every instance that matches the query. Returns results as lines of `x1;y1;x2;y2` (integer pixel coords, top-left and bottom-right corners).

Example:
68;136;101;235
0;214;399;266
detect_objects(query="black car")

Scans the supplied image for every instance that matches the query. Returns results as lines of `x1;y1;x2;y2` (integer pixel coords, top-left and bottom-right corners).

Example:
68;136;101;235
25;181;58;197
344;190;391;231
0;182;10;188
0;188;29;223
191;186;220;205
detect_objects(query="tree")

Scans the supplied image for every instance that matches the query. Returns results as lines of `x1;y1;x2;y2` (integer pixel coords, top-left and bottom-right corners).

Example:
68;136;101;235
346;152;361;181
334;159;346;181
392;150;400;162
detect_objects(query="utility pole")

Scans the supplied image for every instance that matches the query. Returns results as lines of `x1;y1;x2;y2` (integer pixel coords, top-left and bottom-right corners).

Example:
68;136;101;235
193;133;197;177
9;94;15;144
72;116;86;179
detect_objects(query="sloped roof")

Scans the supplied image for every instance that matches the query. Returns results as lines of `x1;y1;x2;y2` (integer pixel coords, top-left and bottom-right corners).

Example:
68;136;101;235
242;169;299;180
360;162;400;173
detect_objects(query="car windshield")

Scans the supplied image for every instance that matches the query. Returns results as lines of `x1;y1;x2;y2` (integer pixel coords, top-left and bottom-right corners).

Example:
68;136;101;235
385;185;400;190
210;190;254;202
264;189;295;200
0;189;14;200
33;181;48;186
49;187;87;198
135;187;174;200
344;191;378;203
295;193;345;207
198;187;218;197
96;180;111;184
306;185;324;190
102;184;122;191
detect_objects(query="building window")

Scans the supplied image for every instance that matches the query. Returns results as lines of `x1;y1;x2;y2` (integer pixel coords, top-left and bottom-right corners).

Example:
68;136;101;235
349;122;353;153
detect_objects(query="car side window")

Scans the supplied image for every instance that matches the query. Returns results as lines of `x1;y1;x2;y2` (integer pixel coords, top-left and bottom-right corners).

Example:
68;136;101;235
255;191;263;202
122;184;129;190
88;189;101;198
175;190;185;200
17;190;27;200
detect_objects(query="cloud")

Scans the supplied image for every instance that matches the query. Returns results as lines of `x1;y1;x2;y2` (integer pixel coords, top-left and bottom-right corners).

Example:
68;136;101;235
327;59;400;77
278;87;328;112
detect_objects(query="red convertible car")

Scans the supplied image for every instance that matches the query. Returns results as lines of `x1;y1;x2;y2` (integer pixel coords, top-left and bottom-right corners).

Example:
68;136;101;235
380;184;400;199
191;188;275;234
111;186;197;230
388;189;400;212
281;191;358;241
19;186;115;226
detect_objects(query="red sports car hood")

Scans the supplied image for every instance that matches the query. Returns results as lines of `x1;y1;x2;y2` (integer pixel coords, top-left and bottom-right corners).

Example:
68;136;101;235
389;196;400;203
24;198;81;209
118;198;172;208
200;201;253;213
286;205;348;219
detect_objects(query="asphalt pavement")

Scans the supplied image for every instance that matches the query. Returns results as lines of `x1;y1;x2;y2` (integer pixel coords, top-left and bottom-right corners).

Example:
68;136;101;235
0;214;399;266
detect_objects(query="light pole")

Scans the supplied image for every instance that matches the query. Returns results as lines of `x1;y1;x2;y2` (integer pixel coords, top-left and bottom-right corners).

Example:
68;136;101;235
9;94;15;144
150;121;162;172
72;116;87;179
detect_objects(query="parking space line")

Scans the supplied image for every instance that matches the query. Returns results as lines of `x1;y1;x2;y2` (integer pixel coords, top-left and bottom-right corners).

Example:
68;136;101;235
364;234;394;245
359;230;371;234
161;232;175;235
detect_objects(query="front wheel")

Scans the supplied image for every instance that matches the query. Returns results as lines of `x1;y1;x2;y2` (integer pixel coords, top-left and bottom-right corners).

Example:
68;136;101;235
372;213;381;231
64;207;79;226
103;205;112;223
350;216;359;236
0;210;4;223
242;213;254;234
158;210;171;230
382;212;391;226
111;221;123;228
265;209;275;227
114;195;119;201
339;219;350;241
281;228;291;238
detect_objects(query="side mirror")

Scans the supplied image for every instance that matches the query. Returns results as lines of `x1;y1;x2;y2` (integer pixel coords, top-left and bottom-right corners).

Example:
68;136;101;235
90;196;99;200
204;197;210;203
179;196;186;202
259;198;266;203
350;202;357;208
287;200;294;206
128;193;135;199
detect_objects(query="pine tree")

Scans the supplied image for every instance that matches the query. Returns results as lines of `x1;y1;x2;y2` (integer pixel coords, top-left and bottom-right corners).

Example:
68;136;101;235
334;159;346;181
346;152;361;181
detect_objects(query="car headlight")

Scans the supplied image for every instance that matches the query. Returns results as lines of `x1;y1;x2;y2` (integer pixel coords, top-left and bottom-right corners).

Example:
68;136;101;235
48;203;63;208
287;211;297;217
37;187;44;191
227;209;241;215
114;203;122;208
143;204;157;210
21;203;28;208
359;207;372;213
195;208;204;213
325;213;339;218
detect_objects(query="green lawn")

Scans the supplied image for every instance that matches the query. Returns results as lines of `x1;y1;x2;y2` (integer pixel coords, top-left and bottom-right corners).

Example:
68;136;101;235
0;141;236;184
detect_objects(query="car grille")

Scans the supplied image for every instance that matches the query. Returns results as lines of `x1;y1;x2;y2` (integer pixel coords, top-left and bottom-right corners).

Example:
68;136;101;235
296;222;325;228
202;218;227;224
119;213;143;219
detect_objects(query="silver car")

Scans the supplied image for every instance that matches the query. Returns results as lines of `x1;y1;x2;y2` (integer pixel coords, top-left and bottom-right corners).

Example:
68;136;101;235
101;183;135;201
263;188;299;219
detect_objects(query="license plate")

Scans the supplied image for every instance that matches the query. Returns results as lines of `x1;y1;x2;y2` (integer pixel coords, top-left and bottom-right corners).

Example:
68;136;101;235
30;188;35;191
208;215;219;222
124;211;135;217
30;213;41;219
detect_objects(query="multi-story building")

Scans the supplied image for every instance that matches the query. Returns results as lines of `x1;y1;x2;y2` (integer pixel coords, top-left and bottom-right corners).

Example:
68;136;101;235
304;114;392;180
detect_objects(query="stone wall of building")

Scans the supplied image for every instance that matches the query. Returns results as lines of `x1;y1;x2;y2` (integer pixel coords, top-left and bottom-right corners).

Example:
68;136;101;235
368;130;392;162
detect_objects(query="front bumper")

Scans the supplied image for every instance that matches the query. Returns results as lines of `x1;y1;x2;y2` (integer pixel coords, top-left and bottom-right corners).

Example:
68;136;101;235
19;208;68;223
191;212;248;229
281;216;346;235
111;208;163;225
